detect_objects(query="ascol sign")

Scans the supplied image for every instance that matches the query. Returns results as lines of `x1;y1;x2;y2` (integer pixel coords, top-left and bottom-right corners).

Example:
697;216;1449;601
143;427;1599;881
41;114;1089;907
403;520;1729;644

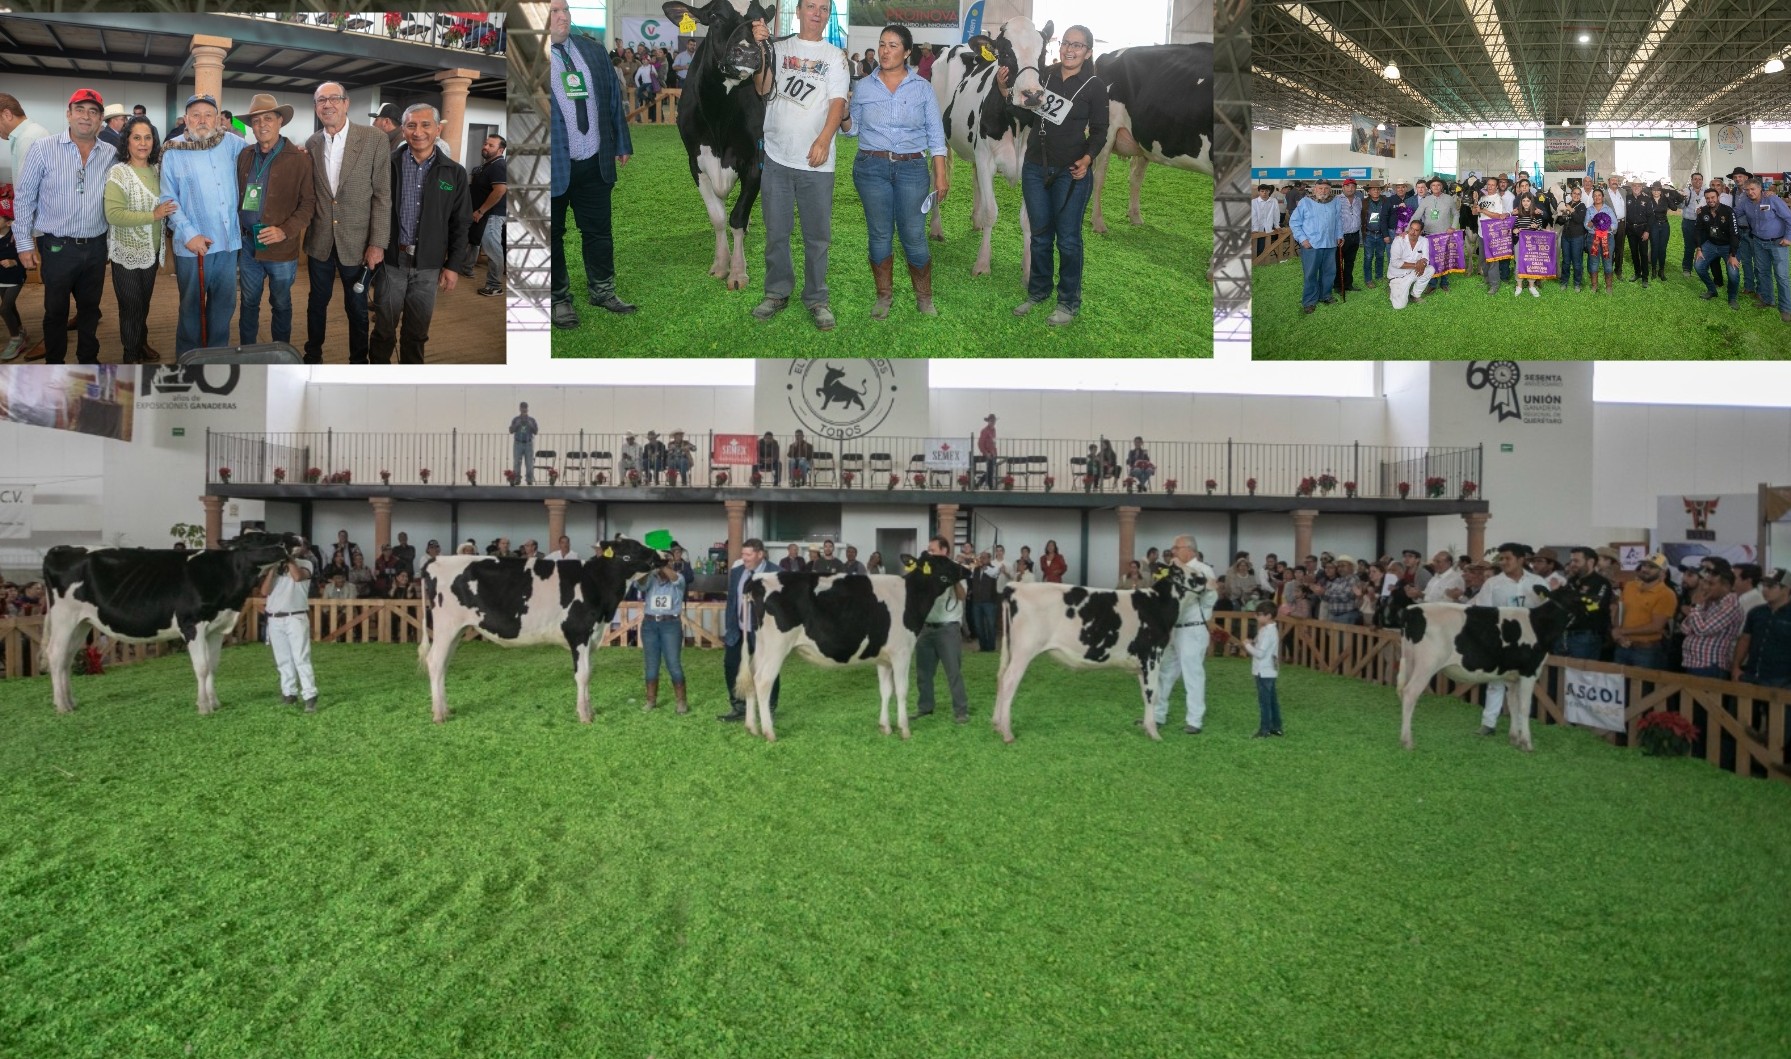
0;485;32;539
1465;360;1563;425
783;360;900;440
1562;667;1626;732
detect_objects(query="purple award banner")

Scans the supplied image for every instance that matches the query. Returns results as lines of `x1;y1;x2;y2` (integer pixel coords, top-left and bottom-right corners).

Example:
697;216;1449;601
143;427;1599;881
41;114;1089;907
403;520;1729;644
1515;229;1558;280
1480;215;1515;262
1393;203;1414;233
1425;230;1466;275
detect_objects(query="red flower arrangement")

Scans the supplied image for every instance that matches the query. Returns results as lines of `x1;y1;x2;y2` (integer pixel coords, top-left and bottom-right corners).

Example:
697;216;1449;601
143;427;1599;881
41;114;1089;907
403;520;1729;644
1000;474;1015;491
1204;478;1217;494
843;470;856;487
1317;472;1337;493
380;469;391;485
419;468;431;483
1245;477;1257;495
504;469;518;484
547;468;561;485
714;470;729;486
1397;481;1410;499
217;467;232;483
1344;480;1357;498
626;469;642;487
595;471;608;485
888;474;900;490
1043;475;1056;492
326;470;352;485
1636;711;1699;756
466;469;478;485
912;472;927;488
1424;476;1448;498
666;469;681;486
1459;480;1478;499
304;467;323;484
1295;476;1317;497
750;471;763;487
1165;479;1178;495
273;467;287;484
73;644;106;676
957;473;971;488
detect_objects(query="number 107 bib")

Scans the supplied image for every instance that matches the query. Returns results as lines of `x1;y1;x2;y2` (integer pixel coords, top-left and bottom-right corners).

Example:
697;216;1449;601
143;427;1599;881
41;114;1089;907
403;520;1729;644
780;70;824;109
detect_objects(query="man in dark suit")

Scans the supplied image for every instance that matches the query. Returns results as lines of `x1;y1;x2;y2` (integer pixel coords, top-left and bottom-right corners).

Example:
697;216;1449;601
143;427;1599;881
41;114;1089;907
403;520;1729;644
548;0;636;329
719;537;780;722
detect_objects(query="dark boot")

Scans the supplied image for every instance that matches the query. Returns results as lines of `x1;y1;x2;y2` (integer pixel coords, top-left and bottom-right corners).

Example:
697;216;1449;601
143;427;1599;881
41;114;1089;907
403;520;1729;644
644;679;659;711
908;260;937;316
588;278;638;314
718;700;747;722
870;257;894;320
674;682;689;715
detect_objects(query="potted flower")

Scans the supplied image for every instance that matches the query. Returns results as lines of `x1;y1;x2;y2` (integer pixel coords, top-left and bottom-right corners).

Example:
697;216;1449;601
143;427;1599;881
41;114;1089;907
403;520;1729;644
912;472;927;488
547;467;560;486
1344;480;1357;498
1318;472;1337;495
714;470;729;487
1245;477;1257;496
304;467;323;484
273;467;287;484
1000;474;1015;491
217;466;232;484
380;469;391;485
465;469;478;485
666;469;680;486
750;471;763;487
595;471;608;485
1397;480;1410;499
626;469;642;487
504;469;518;485
1459;480;1478;500
791;468;806;487
443;24;466;46
1043;475;1056;492
1082;473;1097;492
1425;476;1447;499
383;10;401;36
887;474;900;491
957;473;970;489
419;468;431;484
1165;479;1178;495
1125;477;1137;493
1295;476;1316;497
1636;711;1698;756
843;470;856;488
1204;478;1217;495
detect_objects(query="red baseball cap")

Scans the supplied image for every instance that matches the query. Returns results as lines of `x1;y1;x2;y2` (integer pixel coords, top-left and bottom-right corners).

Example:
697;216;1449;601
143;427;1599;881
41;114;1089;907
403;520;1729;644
68;89;104;108
1341;177;1357;185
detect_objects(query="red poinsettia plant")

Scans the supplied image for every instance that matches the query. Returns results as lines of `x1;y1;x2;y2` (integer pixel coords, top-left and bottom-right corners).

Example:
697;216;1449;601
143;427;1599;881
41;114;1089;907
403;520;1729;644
216;467;232;484
1636;711;1699;756
626;469;642;487
1459;480;1479;499
1245;477;1257;495
714;470;729;486
912;472;927;488
547;467;560;485
419;468;431;483
503;469;518;484
595;471;608;485
1425;476;1448;498
750;471;763;487
1397;480;1410;498
1295;476;1317;497
304;467;323;483
957;473;971;488
1205;478;1217;494
887;474;900;490
273;467;287;484
1043;475;1056;492
666;469;681;486
1000;474;1015;491
466;469;478;485
380;469;391;485
327;471;352;485
843;471;856;487
1165;479;1178;494
1344;480;1358;497
1317;472;1337;493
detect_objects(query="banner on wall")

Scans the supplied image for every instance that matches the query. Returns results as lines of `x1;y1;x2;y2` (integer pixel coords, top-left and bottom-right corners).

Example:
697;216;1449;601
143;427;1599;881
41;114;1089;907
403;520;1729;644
1653;493;1761;568
1515;229;1557;280
1562;668;1626;732
961;0;984;40
923;438;970;471
850;0;958;27
0;485;32;540
711;433;758;467
1479;215;1515;262
0;366;136;441
1349;115;1395;158
618;16;680;51
1464;360;1566;425
1544;128;1585;172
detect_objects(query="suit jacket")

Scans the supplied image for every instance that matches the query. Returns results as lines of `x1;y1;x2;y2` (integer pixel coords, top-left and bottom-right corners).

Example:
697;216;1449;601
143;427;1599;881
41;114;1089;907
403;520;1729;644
550;32;632;196
304;121;392;264
724;559;777;646
235;136;316;263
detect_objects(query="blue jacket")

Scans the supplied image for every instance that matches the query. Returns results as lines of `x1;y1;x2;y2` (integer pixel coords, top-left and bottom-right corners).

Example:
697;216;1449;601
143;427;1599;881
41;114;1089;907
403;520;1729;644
550;33;632;195
723;558;778;646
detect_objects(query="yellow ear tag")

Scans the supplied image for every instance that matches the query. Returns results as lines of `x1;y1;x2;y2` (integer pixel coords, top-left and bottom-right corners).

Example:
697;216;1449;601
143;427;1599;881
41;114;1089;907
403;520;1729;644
980;45;995;62
679;12;696;33
902;560;917;573
922;562;932;576
602;546;614;558
1153;567;1170;581
1585;602;1599;611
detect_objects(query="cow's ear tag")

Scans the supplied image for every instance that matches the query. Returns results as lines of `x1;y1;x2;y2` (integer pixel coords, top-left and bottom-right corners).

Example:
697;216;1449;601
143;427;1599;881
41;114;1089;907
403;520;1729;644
1585;602;1599;611
922;562;932;576
602;546;614;558
979;44;995;62
679;12;696;32
902;559;917;573
1153;567;1170;581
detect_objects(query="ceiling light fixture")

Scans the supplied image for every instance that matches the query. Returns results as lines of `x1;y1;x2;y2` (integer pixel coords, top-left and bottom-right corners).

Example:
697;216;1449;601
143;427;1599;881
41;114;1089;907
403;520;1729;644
1562;118;1571;126
1766;58;1786;74
1578;33;1590;43
1383;63;1399;79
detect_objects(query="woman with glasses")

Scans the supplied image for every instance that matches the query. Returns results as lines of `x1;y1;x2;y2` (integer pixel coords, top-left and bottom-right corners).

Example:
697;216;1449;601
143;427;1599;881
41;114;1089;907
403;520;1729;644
104;115;175;363
1004;25;1109;327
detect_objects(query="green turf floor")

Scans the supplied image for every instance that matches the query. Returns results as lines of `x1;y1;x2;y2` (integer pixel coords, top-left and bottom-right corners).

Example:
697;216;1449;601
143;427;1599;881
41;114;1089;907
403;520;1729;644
4;642;1789;1058
553;125;1211;357
1252;225;1790;359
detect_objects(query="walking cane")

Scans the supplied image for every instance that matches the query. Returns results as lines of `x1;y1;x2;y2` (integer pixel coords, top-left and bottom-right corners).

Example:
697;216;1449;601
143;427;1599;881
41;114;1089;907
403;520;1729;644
197;248;207;349
1335;241;1347;302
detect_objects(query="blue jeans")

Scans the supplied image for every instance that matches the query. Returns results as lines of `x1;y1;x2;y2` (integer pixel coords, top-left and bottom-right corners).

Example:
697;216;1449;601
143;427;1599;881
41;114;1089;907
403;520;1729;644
1735;226;1755;292
1587;236;1613;275
1614;644;1666;670
1558;629;1603;661
1298;246;1336;308
513;438;534;484
1684;664;1727;680
1362;231;1387;283
1255;676;1282;732
173;249;237;353
305;249;371;363
238;254;298;345
1650;219;1670;273
642;617;685;683
1681;217;1700;272
1753;235;1790;311
972;600;997;652
480;215;506;287
852;152;930;268
1021;160;1093;313
1560;235;1586;286
1695;240;1739;302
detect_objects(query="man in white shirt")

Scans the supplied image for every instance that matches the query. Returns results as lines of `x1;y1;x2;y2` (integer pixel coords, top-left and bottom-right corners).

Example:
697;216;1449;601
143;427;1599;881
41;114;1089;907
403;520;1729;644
545;535;577;561
1422;550;1465;602
1605;175;1627;279
1251;183;1279;255
749;0;851;330
1155;534;1222;733
260;542;318;712
1387;218;1434;309
1469;542;1550;737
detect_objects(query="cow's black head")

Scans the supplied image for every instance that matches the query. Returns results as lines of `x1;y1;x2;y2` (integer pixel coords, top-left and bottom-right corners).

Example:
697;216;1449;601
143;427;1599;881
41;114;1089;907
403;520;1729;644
1148;561;1191;601
594;536;671;586
663;0;776;86
963;17;1054;109
897;553;972;631
1537;582;1594;624
224;531;304;569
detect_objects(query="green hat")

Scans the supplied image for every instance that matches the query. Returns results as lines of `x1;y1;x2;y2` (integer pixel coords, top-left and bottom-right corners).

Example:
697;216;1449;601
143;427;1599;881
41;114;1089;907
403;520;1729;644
644;529;674;552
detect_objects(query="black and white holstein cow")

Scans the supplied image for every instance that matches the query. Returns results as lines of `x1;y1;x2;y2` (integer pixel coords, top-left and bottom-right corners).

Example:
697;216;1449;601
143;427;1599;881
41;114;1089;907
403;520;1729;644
419;538;664;724
1089;43;1214;233
662;0;776;290
734;556;971;742
929;17;1054;280
992;562;1194;743
42;532;301;715
1396;587;1589;752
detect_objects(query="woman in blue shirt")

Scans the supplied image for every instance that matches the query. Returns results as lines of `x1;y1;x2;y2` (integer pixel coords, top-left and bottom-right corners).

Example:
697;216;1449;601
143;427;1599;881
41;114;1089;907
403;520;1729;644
849;24;949;320
641;556;688;713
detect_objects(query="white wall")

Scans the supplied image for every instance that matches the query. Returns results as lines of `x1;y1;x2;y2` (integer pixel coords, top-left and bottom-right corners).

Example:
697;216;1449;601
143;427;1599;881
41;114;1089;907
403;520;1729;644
301;382;758;437
1592;404;1791;542
1253;127;1423;183
927;389;1387;445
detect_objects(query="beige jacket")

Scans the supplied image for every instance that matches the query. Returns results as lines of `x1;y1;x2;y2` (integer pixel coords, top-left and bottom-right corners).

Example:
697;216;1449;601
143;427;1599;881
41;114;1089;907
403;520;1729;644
304;121;392;263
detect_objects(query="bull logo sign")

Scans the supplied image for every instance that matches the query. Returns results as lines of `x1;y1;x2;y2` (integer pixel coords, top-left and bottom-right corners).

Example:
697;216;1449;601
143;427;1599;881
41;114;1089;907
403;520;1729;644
1465;360;1524;422
1684;497;1719;540
785;359;898;440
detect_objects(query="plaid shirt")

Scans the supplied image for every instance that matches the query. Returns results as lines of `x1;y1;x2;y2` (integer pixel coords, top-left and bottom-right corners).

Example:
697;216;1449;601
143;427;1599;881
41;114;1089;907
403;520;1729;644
1323;575;1359;621
1681;593;1744;671
396;146;439;250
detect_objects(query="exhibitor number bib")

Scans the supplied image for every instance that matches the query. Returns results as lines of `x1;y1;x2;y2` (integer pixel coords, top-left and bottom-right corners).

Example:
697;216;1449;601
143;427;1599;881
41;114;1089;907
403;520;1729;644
780;71;824;109
1037;85;1073;125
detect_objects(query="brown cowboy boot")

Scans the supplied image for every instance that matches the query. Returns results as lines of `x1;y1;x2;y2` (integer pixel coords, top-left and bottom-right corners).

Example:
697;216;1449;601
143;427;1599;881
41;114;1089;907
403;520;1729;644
644;679;659;711
673;682;688;714
870;257;894;319
909;260;937;316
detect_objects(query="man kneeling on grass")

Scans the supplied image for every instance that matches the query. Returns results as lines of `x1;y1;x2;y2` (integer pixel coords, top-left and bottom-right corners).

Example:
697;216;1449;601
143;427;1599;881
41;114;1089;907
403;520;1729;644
1387;218;1434;310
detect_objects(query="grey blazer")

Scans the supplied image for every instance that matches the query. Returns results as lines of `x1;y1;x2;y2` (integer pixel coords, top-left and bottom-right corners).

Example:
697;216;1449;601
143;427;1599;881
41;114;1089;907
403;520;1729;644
304;122;392;263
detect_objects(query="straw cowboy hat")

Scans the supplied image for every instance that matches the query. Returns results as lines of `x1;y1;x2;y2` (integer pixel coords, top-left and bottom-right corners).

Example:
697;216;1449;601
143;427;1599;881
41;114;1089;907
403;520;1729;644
102;103;127;121
240;92;295;125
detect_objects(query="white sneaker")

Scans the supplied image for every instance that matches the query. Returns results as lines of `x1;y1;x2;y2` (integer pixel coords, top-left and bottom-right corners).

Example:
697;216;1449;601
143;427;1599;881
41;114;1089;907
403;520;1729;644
1529;286;1540;298
0;332;23;361
1513;285;1521;297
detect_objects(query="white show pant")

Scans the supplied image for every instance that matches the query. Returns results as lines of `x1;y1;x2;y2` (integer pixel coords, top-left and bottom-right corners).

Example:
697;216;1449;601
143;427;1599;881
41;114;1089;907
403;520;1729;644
1482;680;1506;729
1154;623;1211;728
269;613;317;700
1388;264;1436;308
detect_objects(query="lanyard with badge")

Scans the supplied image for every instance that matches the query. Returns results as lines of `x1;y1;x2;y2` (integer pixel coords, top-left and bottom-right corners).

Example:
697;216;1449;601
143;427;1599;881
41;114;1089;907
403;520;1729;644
557;45;590;100
242;140;283;249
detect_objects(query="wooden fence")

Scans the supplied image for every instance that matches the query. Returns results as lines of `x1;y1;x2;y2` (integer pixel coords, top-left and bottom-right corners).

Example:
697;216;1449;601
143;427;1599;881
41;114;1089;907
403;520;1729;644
8;607;1785;782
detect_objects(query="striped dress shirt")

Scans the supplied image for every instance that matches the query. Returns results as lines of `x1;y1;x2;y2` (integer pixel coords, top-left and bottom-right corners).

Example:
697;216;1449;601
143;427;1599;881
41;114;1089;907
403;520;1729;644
12;130;116;254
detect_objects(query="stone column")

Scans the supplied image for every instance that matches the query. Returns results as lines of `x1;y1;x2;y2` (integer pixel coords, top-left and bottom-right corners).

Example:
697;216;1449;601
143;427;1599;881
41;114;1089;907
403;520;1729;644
433;67;479;164
545;498;569;550
189;36;233;105
1117;505;1141;581
369;497;394;554
1291;508;1318;564
725;500;748;562
201;495;225;549
1463;512;1490;561
935;502;959;546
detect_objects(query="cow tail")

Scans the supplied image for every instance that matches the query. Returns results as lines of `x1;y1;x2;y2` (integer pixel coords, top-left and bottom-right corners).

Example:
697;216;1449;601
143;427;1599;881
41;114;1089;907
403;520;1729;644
734;628;755;703
997;586;1013;680
416;572;435;671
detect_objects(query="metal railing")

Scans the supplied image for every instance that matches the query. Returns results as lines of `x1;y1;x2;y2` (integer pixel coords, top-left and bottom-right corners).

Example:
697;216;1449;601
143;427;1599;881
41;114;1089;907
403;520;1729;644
206;432;1485;500
235;11;506;55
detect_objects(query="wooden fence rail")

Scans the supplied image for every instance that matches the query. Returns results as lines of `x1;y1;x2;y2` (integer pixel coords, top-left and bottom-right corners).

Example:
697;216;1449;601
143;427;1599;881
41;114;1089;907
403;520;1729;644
7;608;1786;782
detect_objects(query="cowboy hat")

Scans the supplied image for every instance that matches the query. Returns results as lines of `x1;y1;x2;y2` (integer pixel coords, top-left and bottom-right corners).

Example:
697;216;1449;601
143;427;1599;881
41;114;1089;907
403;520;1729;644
241;92;295;125
102;103;127;121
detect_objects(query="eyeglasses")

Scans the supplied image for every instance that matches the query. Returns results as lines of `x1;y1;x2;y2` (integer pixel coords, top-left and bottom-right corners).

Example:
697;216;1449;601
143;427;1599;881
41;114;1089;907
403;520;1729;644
315;95;347;105
1061;40;1090;50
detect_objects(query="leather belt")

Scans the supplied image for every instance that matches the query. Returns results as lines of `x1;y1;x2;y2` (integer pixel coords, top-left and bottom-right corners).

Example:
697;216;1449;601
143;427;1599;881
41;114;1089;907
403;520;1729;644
644;614;681;621
1175;621;1208;629
44;233;101;245
925;621;956;628
268;610;306;618
860;149;925;161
